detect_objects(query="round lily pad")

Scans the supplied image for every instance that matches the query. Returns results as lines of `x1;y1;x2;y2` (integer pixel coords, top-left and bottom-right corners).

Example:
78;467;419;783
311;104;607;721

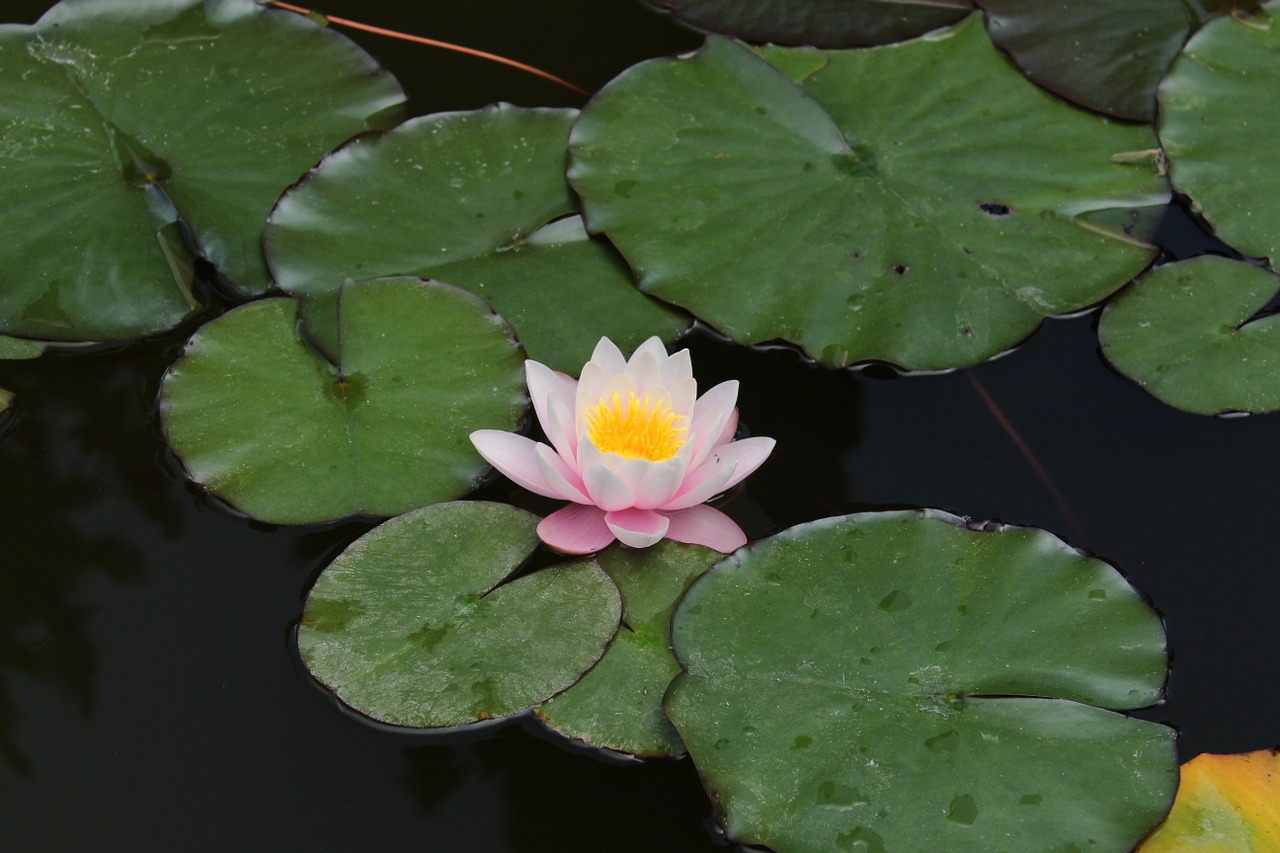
569;20;1167;370
537;540;720;756
1100;256;1280;415
978;0;1192;121
265;105;686;372
644;0;974;48
160;278;527;524
0;0;404;341
1159;1;1280;264
665;510;1176;852
0;336;46;361
299;502;622;728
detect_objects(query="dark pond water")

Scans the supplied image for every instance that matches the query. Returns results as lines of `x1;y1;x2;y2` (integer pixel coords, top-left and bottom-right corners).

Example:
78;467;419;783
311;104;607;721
3;1;1279;850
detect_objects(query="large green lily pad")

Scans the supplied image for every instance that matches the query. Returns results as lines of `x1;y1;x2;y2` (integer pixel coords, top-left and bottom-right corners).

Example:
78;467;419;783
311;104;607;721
1100;256;1280;414
265;105;686;372
977;0;1192;121
1159;1;1280;264
160;278;526;524
666;510;1176;852
0;0;403;341
537;541;719;756
644;0;974;48
569;20;1167;370
299;502;622;728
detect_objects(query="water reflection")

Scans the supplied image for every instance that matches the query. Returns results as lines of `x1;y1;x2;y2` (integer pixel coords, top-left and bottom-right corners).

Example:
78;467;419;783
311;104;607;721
0;341;183;777
399;717;730;852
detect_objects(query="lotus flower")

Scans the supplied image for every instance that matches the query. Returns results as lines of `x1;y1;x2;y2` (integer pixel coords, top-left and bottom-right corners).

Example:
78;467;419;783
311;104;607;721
470;337;775;554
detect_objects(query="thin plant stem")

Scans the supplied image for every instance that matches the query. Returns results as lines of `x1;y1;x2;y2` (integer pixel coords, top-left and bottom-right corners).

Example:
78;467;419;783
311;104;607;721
267;2;590;96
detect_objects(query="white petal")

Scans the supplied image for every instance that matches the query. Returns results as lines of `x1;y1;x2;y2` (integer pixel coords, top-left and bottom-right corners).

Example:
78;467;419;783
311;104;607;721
660;347;693;388
588;337;626;375
534;444;590;504
660;458;738;511
614;455;689;510
712;436;776;491
582;461;635;511
469;431;560;499
605;507;670;549
625;348;663;395
526;360;576;461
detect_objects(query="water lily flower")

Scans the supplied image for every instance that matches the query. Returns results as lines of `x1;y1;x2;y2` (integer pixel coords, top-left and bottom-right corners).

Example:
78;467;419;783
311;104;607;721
470;337;775;554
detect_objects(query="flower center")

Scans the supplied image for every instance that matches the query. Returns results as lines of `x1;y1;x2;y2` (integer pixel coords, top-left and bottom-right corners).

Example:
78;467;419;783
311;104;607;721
585;391;686;462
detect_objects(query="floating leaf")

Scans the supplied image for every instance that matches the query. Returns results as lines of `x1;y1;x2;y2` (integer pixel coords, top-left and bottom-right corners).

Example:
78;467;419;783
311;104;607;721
299;502;622;728
160;279;526;524
569;21;1167;370
1137;749;1280;852
1099;257;1280;415
0;0;404;341
644;0;974;48
665;510;1176;852
0;335;44;411
977;0;1192;121
265;105;686;372
537;541;719;756
0;336;45;361
1159;2;1280;264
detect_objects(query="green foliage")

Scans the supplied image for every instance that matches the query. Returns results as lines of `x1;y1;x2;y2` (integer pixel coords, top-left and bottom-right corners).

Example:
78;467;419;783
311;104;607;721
299;502;622;727
537;541;721;756
1159;1;1280;264
160;279;527;524
1101;257;1280;414
644;0;973;48
978;0;1192;121
265;105;685;372
0;0;403;341
570;19;1167;370
666;511;1176;852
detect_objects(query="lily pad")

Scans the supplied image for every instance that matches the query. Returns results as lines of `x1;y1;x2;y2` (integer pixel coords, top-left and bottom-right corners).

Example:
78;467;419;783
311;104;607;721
0;335;44;411
265;105;686;372
1158;1;1280;264
665;510;1176;852
644;0;974;48
977;0;1192;121
1137;749;1280;852
0;336;45;360
537;540;719;756
569;20;1167;370
0;0;404;341
298;501;622;728
1099;257;1280;414
160;278;527;524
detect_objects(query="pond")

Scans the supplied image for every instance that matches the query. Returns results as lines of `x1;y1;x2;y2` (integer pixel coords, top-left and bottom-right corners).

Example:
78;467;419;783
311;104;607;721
2;0;1278;850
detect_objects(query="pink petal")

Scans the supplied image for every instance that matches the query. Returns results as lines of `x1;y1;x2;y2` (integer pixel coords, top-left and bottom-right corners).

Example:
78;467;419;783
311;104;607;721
614;455;689;510
687;380;739;465
525;360;577;460
663;505;747;553
605;507;670;549
470;430;560;499
544;396;579;466
538;504;616;554
660;458;738;511
534;444;590;504
711;436;777;491
717;407;739;446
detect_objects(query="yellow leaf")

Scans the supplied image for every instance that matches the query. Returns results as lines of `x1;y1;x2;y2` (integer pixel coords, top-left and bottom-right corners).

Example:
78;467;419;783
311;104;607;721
1137;749;1280;852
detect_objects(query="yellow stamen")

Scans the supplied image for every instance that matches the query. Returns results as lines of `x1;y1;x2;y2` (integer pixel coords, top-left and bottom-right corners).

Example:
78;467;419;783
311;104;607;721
585;391;686;462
